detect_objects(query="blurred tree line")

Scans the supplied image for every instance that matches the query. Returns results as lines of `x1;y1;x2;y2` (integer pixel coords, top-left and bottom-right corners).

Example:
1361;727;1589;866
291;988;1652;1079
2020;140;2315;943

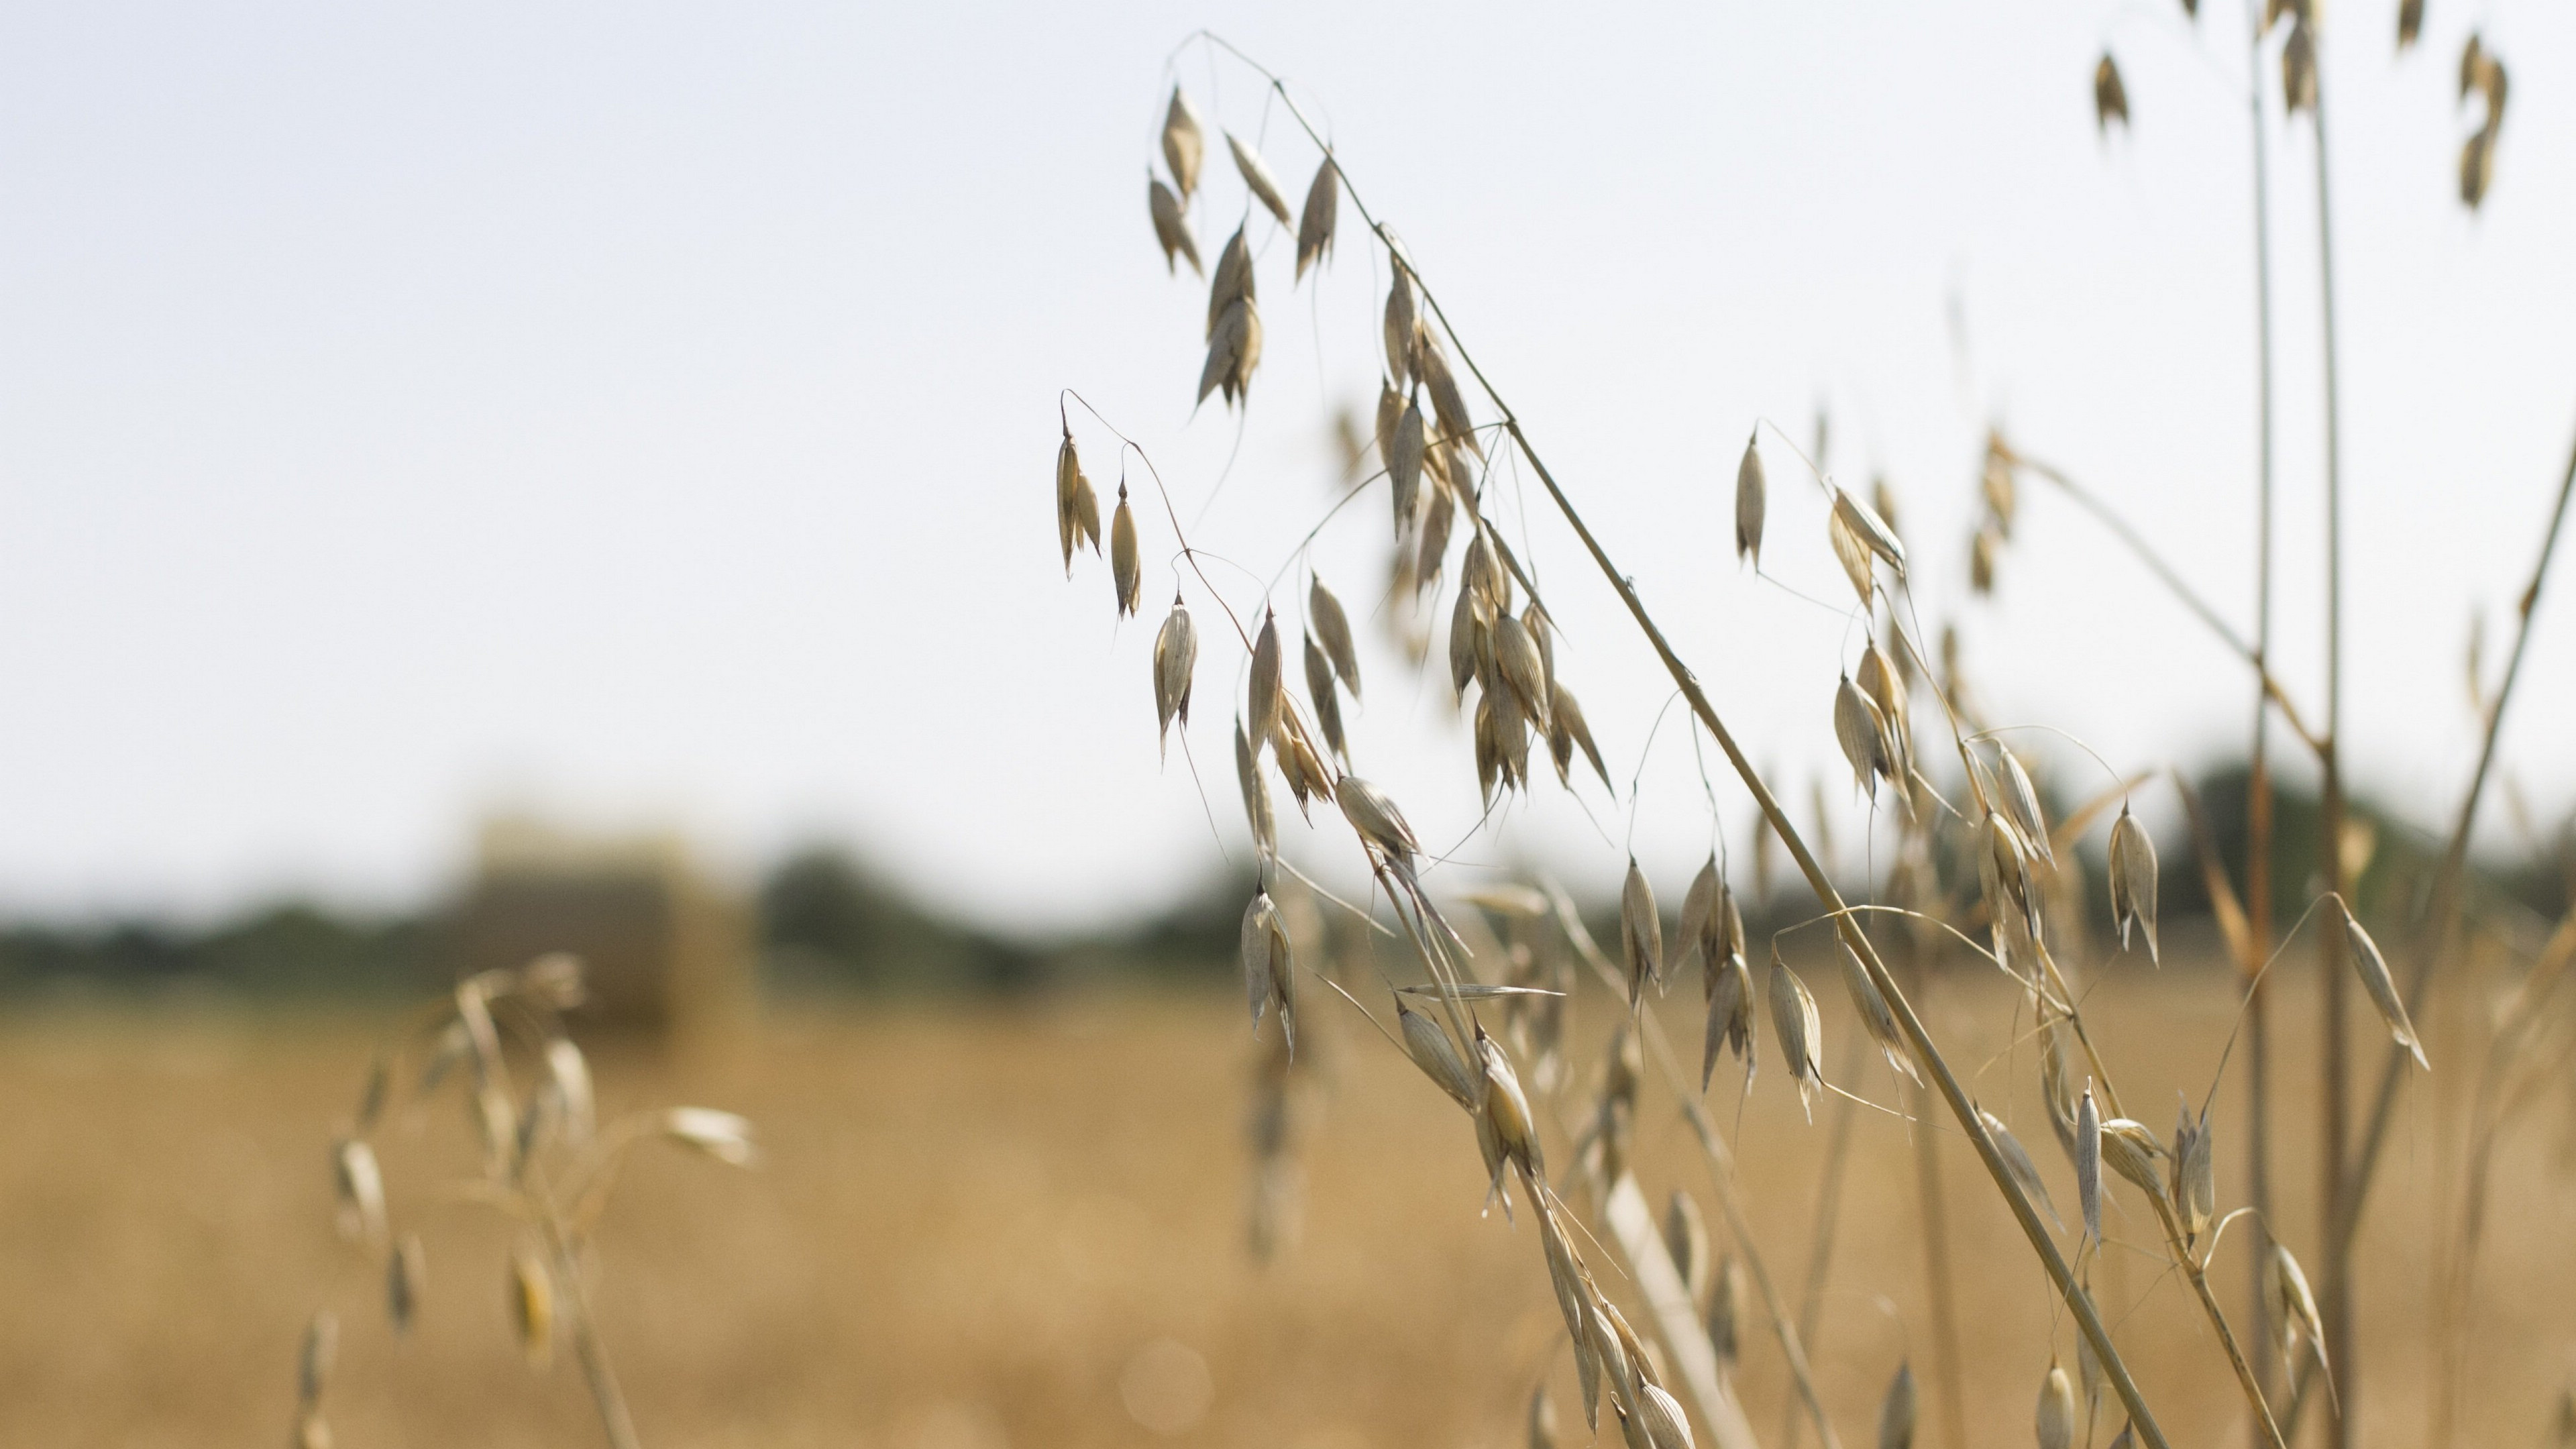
3;767;2566;1001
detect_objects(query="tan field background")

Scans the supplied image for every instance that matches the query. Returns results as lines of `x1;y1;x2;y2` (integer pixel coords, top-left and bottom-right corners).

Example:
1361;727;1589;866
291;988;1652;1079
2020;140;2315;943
3;963;2568;1449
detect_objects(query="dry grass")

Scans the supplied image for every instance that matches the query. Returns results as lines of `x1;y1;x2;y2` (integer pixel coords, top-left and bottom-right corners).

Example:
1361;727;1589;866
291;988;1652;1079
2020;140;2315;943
3;963;2567;1448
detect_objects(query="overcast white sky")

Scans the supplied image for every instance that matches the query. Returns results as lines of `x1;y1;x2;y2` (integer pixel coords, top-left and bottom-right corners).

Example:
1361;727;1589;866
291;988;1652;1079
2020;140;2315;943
3;1;2573;930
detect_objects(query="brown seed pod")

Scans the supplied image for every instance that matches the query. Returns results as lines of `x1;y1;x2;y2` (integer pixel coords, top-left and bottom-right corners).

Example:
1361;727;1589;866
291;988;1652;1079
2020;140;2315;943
1385;265;1419;390
2399;0;2422;49
1734;430;1766;566
1226;131;1293;227
1161;88;1204;201
2095;53;2130;133
2460;126;2495;209
1297;154;1339;280
2460;33;2486;103
2108;802;2159;962
1152;596;1197;755
1248;609;1284;751
1147;177;1200;277
1109;488;1140;617
1619;859;1662;1008
1768;950;1823;1122
1235;719;1276;859
2342;904;2428;1068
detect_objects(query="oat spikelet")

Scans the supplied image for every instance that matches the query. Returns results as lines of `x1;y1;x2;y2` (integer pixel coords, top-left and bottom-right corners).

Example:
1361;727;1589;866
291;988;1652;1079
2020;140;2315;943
1619;859;1662;1009
1674;856;1719;981
1309;576;1360;698
333;1137;387;1244
1200;296;1264;408
1248;608;1285;752
1493;612;1550;731
1241;890;1295;1051
2460;127;2494;209
2095;53;2130;133
1304;633;1346;762
1161;88;1204;201
1236;720;1277;859
2076;1083;2104;1244
1391;398;1427;525
1769;949;1823;1122
1296;155;1339;280
1997;746;2053;866
1708;1254;1744;1377
2171;1097;2214;1245
1226;131;1293;227
1838;938;1920;1085
1879;1360;1918;1449
1055;431;1100;574
1147;177;1200;276
1638;1382;1694;1449
2099;1118;2168;1199
1704;947;1756;1092
1734;430;1766;566
1385;265;1419;390
2268;1243;2329;1382
1835;674;1893;802
1828;504;1876;603
2107;802;2158;962
1109;487;1140;617
664;1106;759;1165
1397;997;1477;1106
2284;19;2318;113
1336;773;1419;865
297;1308;339;1407
2399;0;2423;49
1152;596;1197;757
1978;1108;2064;1232
1417;339;1482;460
2036;1360;2076;1449
1478;1026;1543;1186
2341;904;2428;1068
1549;684;1612;793
1833;485;1906;575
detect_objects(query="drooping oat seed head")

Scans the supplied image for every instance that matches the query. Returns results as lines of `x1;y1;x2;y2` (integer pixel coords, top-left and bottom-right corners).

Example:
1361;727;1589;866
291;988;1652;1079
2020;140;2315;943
1304;633;1346;761
1309;575;1360;698
1271;710;1334;818
1199;295;1264;407
1828;504;1876;604
1769;950;1824;1122
2341;904;2428;1069
2171;1097;2214;1245
2098;1118;2168;1201
544;1037;594;1146
1839;938;1921;1085
1448;583;1483;700
2095;53;2130;133
1147;177;1200;276
1248;608;1284;753
1056;432;1100;574
1242;890;1281;1034
1638;1383;1693;1449
2076;1083;2103;1244
1493;612;1550;732
1296;155;1339;280
1108;487;1141;617
1971;524;1998;594
1704;947;1756;1092
2399;0;2422;48
1996;746;2053;867
2268;1242;2328;1380
1419;476;1456;594
1161;87;1204;200
1833;485;1907;576
1879;1359;1918;1449
1674;856;1719;981
1417;338;1482;461
1225;131;1293;226
1734;430;1766;566
2036;1360;2076;1449
1978;1108;2064;1233
1337;774;1419;866
1619;859;1662;1009
1549;684;1612;793
1384;265;1419;390
1478;1026;1542;1184
1152;596;1197;757
1835;674;1893;802
2461;126;2495;209
2107;802;2158;963
2284;19;2318;112
1236;720;1277;859
663;1106;759;1167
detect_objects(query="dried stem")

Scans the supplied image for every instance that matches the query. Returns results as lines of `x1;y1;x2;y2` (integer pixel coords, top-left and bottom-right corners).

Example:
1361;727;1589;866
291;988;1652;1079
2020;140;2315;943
550;1232;646;1449
1782;1039;1862;1449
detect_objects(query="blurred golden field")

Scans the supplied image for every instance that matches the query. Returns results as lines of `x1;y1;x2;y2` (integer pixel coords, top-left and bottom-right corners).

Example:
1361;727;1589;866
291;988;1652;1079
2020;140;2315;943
4;963;2569;1449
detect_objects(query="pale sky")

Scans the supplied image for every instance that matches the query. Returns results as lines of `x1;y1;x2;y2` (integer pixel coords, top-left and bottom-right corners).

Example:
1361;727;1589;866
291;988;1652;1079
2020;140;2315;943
3;1;2572;930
